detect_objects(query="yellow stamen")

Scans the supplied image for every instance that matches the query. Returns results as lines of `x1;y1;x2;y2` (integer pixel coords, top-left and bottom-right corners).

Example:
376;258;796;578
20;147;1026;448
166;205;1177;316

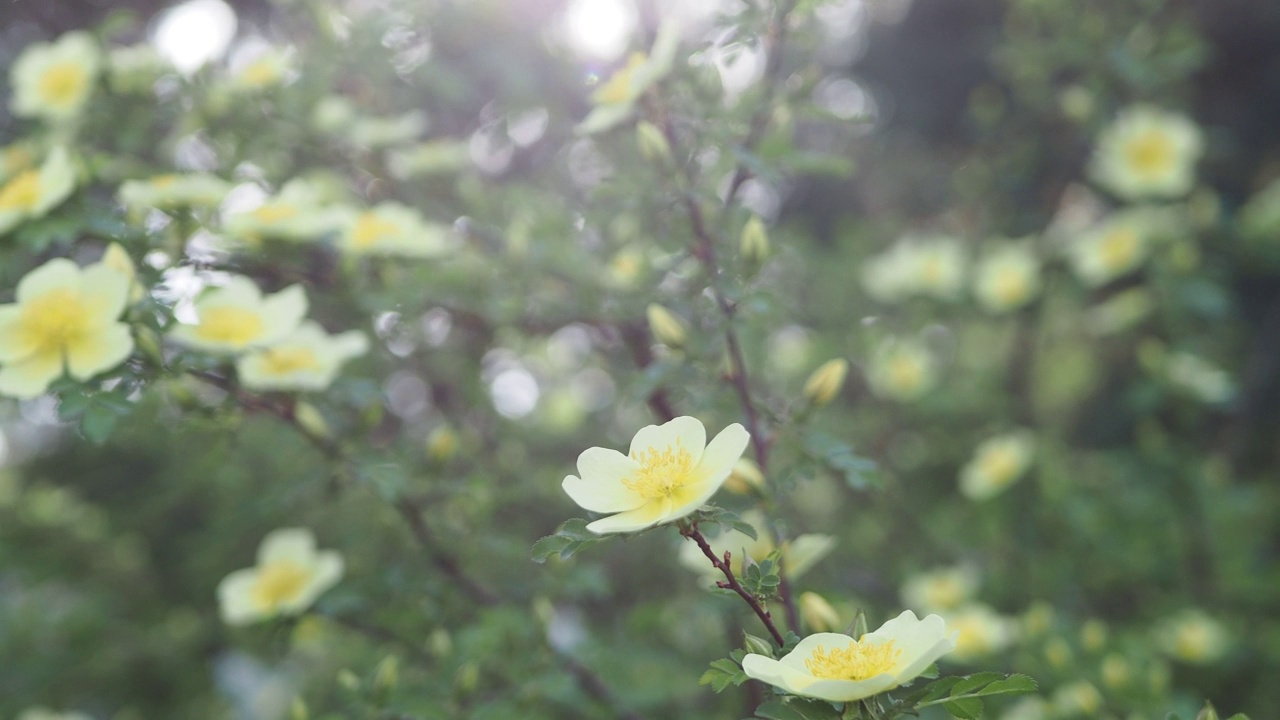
978;446;1020;484
805;639;901;680
252;204;297;224
0;169;43;212
1124;130;1175;178
350;213;401;249
250;559;311;610
991;267;1029;305
38;62;89;108
888;355;923;392
1098;228;1139;271
624;441;695;501
259;346;322;376
18;288;90;354
195;306;265;347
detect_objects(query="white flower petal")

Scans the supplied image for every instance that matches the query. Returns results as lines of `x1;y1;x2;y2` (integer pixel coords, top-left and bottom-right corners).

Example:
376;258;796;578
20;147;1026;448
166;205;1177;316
217;568;265;625
258;284;308;345
585;498;671;534
628;416;706;460
15;257;79;303
78;262;130;324
0;305;37;362
562;447;645;513
65;324;133;380
257;527;317;565
0;348;63;398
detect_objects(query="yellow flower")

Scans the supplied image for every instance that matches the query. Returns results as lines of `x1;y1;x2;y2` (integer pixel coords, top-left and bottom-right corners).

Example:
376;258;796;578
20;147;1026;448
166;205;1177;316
867;338;937;402
677;509;834;581
803;358;849;406
119;173;231;210
861;236;966;303
1090;105;1202;200
337;203;456;258
224;180;341;243
230;49;294;90
10;32;101;121
0;147;76;236
0;258;134;398
561;416;749;534
237;321;368;391
901;565;979;613
941;603;1016;663
577;22;681;134
1154;609;1230;664
973;244;1040;313
1067;210;1156;287
217;528;344;625
959;431;1035;501
168;277;308;354
742;611;956;702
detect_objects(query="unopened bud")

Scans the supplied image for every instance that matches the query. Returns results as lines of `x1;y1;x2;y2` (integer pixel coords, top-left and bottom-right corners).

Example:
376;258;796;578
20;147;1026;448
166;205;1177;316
336;669;361;692
429;627;453;658
849;608;868;639
455;661;480;693
800;592;842;632
723;458;766;495
636;121;671;163
293;401;331;440
646;304;688;349
740;216;770;266
803;358;849;406
426;425;459;463
373;655;400;693
1195;702;1220;720
742;632;774;657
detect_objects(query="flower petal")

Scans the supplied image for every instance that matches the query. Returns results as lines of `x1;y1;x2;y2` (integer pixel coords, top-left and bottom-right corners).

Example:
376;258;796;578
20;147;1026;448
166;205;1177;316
629;416;706;460
282;550;345;614
892;637;957;684
15;258;79;303
65;323;133;380
798;674;899;702
78;262;131;324
0;305;37;363
258;284;308;345
742;653;820;694
562;447;645;513
257;527;317;565
665;422;749;517
0;348;63;398
864;610;956;677
217;568;265;625
585;498;671;534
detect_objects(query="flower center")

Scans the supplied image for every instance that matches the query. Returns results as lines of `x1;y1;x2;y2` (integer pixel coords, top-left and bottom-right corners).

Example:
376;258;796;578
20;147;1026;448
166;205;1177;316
194;306;266;347
250;559;311;610
978;446;1021;484
0;169;43;212
1124;130;1175;178
151;174;180;188
594;52;648;105
991;266;1030;305
925;577;964;609
39;62;89;108
624;442;696;501
888;355;923;391
350;213;401;249
259;346;322;376
252;203;298;224
920;257;946;285
240;59;281;87
1098;228;1139;271
20;288;90;353
805;639;901;681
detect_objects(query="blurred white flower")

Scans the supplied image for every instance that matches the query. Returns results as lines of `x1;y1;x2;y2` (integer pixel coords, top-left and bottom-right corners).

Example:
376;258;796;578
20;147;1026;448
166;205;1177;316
1164;352;1234;404
223;179;342;243
218;528;344;625
959;431;1036;501
1090;105;1202;200
237;321;368;391
10;32;101;121
940;603;1016;663
1067;210;1158;287
168;276;307;354
336;202;456;258
0;146;76;236
867;338;937;402
861;236;966;303
1154;609;1230;664
901;565;980;614
119;173;231;211
972;243;1040;313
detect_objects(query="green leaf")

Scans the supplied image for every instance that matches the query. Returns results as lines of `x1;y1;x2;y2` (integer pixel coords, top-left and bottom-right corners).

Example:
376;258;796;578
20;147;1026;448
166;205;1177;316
530;518;609;563
800;430;878;489
699;658;748;693
696;505;759;541
943;697;984;720
754;698;841;720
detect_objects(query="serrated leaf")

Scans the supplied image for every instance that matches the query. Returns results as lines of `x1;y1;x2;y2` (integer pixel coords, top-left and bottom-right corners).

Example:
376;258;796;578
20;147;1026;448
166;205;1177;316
976;674;1037;697
951;671;1004;696
943;697;984;720
801;430;878;489
699;658;748;693
754;698;841;720
531;518;608;563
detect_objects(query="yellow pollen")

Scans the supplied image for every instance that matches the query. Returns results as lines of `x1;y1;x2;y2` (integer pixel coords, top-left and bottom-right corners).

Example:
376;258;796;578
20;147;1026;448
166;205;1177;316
978;446;1021;484
888;355;923;391
250;559;312;610
259;346;322;376
252;204;297;224
1098;228;1139;271
240;59;281;87
805;639;901;681
194;306;266;347
19;288;89;353
991;266;1029;305
623;442;696;501
350;213;401;249
0;169;43;212
38;61;89;107
594;52;648;105
1124;130;1175;178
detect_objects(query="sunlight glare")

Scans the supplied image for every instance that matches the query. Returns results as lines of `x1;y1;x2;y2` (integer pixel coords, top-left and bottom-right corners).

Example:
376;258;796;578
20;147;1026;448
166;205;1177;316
561;0;637;61
152;0;238;73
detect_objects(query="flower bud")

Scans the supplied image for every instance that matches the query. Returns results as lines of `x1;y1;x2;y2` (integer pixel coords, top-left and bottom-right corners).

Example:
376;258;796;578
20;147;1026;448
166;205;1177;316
799;592;842;632
373;655;400;693
723;458;766;495
636;121;671;163
1196;703;1220;720
803;358;848;406
336;669;361;692
430;628;453;658
740;216;770;266
426;424;459;463
646;304;688;349
742;632;774;658
293;402;331;441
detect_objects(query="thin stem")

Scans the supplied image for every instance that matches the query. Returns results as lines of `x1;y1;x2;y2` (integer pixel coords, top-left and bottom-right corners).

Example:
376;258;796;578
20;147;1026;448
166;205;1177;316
682;525;785;647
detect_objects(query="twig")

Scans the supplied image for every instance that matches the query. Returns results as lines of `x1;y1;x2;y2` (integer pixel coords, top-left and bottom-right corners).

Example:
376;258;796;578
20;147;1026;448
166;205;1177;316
681;525;785;647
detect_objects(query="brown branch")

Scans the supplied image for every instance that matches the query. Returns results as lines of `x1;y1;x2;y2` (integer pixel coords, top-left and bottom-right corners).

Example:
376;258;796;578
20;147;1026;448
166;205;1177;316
681;525;785;647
